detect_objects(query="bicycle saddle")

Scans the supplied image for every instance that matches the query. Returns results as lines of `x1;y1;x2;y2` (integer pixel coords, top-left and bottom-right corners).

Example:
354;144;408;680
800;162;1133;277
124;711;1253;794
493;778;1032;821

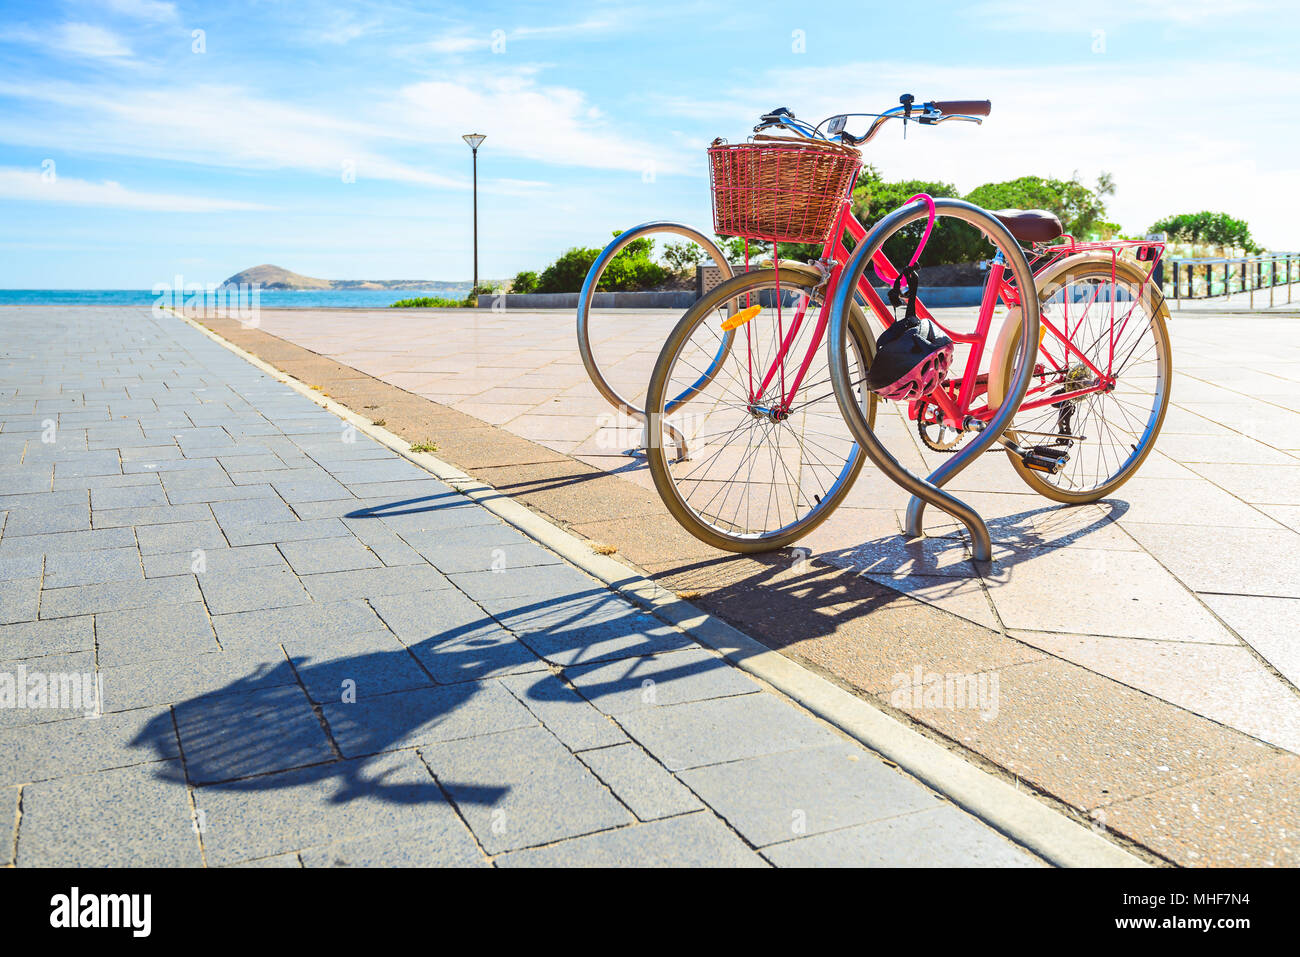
993;209;1063;243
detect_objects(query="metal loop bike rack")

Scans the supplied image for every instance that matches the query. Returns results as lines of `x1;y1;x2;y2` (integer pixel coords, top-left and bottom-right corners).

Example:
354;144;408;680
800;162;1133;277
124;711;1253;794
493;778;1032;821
576;222;734;461
828;199;1041;562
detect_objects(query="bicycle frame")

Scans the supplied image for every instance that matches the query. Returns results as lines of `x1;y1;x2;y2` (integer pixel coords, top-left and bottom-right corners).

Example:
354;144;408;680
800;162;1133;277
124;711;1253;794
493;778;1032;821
741;200;1164;433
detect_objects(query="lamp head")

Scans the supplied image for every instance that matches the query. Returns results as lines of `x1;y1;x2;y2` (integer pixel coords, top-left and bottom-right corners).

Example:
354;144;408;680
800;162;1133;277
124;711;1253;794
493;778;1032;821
462;133;486;150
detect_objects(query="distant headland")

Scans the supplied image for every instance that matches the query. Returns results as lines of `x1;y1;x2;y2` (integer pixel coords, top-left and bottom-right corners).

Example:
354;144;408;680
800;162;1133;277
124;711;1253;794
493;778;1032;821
219;264;471;293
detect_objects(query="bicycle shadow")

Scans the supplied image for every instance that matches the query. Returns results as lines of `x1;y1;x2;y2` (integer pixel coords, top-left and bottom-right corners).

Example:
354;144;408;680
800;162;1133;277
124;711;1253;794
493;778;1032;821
128;580;735;811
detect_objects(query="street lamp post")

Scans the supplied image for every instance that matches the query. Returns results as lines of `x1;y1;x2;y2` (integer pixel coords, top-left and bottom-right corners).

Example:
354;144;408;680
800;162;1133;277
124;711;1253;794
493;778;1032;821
462;133;486;302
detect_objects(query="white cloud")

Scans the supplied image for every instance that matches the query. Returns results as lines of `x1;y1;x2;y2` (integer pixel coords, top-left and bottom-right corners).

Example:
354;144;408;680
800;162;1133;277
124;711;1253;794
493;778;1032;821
389;71;690;175
0;81;468;190
0;167;271;211
2;22;136;59
421;19;614;54
653;59;1299;248
103;0;178;22
971;0;1282;28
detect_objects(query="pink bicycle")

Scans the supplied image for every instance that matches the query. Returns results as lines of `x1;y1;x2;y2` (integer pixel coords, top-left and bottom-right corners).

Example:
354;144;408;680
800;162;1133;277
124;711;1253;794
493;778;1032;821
638;97;1171;554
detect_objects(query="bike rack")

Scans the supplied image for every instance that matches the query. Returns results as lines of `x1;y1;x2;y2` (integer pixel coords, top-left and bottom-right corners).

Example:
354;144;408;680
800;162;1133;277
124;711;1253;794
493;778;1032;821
829;199;1041;563
576;222;734;462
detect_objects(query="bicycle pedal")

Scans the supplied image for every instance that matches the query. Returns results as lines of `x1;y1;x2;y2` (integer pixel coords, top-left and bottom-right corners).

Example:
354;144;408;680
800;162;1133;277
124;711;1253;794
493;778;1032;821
1023;446;1069;474
721;304;761;331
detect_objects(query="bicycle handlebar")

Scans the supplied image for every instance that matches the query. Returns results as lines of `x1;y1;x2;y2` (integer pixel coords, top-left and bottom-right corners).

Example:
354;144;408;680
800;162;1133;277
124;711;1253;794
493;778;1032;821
754;95;990;147
930;99;991;117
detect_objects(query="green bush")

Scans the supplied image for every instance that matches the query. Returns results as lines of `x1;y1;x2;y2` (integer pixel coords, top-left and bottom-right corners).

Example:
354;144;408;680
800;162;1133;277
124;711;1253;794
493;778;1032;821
511;270;538;293
533;231;667;293
390;296;462;308
1147;211;1262;253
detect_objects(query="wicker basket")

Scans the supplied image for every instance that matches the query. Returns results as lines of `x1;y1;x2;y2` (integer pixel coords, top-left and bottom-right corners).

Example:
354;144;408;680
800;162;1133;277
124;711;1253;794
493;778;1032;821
708;135;862;245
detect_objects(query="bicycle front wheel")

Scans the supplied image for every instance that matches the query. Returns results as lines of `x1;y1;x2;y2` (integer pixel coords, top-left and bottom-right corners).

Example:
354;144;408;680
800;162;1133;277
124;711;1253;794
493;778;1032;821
645;266;877;552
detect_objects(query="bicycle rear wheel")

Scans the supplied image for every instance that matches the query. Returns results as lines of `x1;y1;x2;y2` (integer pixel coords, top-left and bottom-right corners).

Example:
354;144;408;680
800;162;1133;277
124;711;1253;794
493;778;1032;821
993;254;1172;503
645;266;877;552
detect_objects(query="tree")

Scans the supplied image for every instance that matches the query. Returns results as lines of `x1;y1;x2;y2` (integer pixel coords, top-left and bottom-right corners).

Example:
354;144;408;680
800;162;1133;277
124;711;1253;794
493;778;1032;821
661;241;705;274
965;173;1111;239
1147;211;1262;253
511;270;538;293
532;231;667;294
850;165;981;267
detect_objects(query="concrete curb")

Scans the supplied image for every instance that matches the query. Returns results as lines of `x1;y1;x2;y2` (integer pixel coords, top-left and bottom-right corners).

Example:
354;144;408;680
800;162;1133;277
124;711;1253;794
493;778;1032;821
170;308;1147;869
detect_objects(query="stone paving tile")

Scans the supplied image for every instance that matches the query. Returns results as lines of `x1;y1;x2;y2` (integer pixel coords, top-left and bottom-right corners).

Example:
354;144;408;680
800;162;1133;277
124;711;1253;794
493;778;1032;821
100;646;293;712
577;743;704;822
322;681;538;758
565;647;761;715
367;591;547;683
499;671;627;752
1101;753;1300;867
285;630;433;705
1126;523;1300;599
15;761;203;867
42;545;142;588
420;725;632;854
0;706;178;786
1201;593;1300;689
300;564;452;602
175;683;334;785
616;693;844;772
0;553;42;582
135;518;227;555
89;484;169;510
420;540;565;576
984;547;1237;642
298;820;487;867
0;616;94;660
143;543;286;578
4;504;89;537
339;516;424;566
40;575;202;619
213;598;388;651
1018;632;1300;755
277;536;383;575
223;517;350;546
210;496;298;529
92;503;214;529
0;650;97;730
679;743;942;847
761;805;1042;867
0;577;39;625
448;563;603;603
197;566;312;615
193;749;467;867
0;526;135;558
495;811;763;867
510;606;695;667
95;601;219;668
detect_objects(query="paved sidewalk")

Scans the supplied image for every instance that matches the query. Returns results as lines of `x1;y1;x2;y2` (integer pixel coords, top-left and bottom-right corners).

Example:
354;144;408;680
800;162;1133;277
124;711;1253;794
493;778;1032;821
0;306;1041;867
222;303;1300;866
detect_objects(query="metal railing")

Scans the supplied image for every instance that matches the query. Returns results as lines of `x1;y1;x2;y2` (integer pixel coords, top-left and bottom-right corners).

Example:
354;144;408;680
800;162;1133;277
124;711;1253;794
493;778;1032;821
1166;254;1299;307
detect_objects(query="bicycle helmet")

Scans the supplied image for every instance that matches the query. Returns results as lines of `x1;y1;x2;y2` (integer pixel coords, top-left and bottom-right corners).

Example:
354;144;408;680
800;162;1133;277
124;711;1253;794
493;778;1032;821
864;263;953;401
864;316;953;401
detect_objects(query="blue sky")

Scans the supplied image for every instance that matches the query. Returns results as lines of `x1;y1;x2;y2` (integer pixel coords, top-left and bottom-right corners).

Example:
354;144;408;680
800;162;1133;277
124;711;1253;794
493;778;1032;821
0;0;1295;287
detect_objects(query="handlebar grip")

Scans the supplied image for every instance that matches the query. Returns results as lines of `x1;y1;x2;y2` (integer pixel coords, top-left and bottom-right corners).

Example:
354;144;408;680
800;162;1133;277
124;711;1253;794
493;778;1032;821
930;99;991;117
